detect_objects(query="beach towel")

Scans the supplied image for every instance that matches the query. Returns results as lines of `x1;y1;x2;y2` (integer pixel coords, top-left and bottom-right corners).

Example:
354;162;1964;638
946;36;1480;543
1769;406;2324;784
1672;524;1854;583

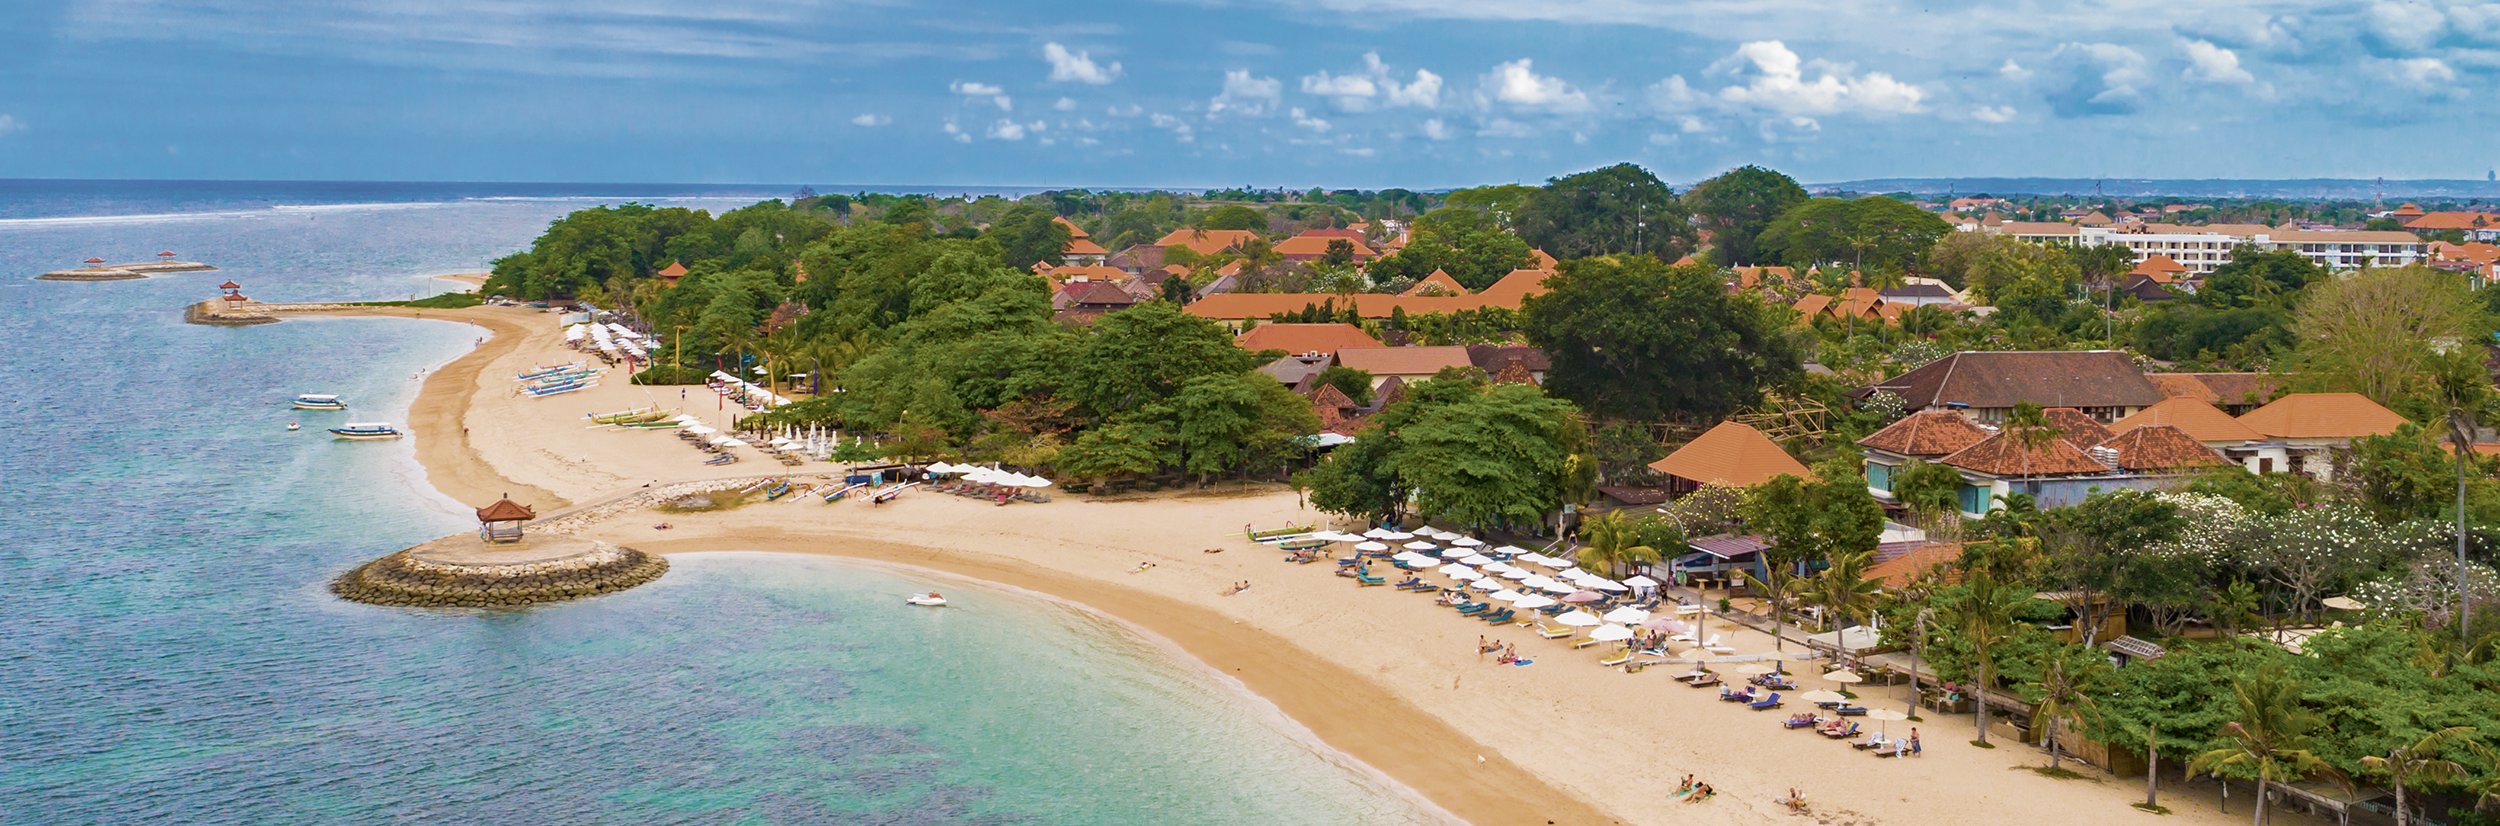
1509;659;1533;666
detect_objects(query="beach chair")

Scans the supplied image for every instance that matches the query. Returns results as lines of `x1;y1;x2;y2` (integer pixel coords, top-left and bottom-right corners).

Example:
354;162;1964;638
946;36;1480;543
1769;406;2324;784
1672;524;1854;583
1822;722;1861;740
1674;670;1710;684
1355;573;1385;586
1535;624;1574;639
1598;650;1632;667
1719;687;1753;702
1749;692;1783;710
1480;608;1516;624
1570;637;1602;650
1688;673;1722;688
1782;714;1819;729
1873;741;1905;758
1535;603;1569;616
1835;705;1868;717
1852;733;1888;750
1456;602;1488;615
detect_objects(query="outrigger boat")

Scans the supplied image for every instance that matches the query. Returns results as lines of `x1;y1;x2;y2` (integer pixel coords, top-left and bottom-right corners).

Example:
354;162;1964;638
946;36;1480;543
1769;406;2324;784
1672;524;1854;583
290;393;348;411
585;406;666;425
515;363;587;382
328;422;404;440
524;380;592;398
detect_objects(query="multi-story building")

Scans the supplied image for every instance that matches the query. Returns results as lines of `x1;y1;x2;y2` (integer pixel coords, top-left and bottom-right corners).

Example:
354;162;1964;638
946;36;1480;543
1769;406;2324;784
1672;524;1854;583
1967;220;2423;274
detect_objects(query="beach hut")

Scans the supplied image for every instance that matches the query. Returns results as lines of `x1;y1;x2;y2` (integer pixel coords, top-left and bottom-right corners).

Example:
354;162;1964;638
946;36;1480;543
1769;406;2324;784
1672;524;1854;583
475;495;537;543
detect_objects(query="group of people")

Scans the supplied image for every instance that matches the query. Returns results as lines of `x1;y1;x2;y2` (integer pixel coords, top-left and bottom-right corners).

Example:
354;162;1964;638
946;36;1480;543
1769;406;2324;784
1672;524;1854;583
1476;636;1522;664
1673;775;1715;802
1223;580;1251;596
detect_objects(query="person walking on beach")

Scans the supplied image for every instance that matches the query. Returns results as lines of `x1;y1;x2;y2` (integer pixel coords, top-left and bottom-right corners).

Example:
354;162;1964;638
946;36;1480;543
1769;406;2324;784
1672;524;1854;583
1478;635;1489;659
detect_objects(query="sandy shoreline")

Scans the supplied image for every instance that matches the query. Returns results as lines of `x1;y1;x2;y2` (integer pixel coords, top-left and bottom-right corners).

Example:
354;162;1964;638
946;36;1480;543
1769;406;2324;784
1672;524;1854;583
331;300;2285;826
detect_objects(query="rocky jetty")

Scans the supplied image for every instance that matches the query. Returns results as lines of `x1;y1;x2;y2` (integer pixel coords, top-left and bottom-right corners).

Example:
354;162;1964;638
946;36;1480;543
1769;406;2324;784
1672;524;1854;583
330;538;667;609
39;260;216;281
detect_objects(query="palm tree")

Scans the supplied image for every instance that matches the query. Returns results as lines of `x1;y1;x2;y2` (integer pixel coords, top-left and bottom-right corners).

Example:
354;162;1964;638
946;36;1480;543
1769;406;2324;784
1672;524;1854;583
2030;647;2102;771
2210;579;2264;643
1575;512;1660;579
1951;564;2028;747
2360;726;2484;826
1741;564;1804;654
2004;402;2058;485
2188;663;2349;826
1808;547;1880;656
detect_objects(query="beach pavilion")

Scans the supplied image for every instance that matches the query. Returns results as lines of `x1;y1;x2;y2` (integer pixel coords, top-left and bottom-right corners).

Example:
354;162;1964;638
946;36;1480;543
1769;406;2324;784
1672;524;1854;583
476;495;536;543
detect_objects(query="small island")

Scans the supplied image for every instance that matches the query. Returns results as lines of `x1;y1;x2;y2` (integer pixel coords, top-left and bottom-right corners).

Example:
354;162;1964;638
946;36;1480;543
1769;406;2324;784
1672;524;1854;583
40;254;217;281
331;496;667;609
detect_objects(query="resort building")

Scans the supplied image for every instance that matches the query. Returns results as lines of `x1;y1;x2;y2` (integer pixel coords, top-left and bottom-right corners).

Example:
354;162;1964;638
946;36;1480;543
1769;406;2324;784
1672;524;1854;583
1272;231;1377;263
1182;267;1554;327
2404;211;2500;241
1055;217;1109;266
1861;350;2165;423
2230;392;2409;480
2144;372;2281;415
1969;221;2425;273
1464;345;1549;386
1153;228;1262;258
1234;322;1382;357
1648;420;1811;495
1861;405;2227;517
1333;346;1475;391
1859;410;1995;506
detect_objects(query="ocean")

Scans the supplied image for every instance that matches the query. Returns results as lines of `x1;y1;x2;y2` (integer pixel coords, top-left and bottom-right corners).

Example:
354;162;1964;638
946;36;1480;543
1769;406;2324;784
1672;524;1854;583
0;181;1438;824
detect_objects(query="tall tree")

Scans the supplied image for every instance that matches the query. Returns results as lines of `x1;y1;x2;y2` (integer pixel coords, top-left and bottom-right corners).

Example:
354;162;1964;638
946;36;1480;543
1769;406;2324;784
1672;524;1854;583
985;205;1073;270
1951;549;2030;747
2359;726;2483;826
2290;265;2486;407
1522;256;1801;423
2030;646;2106;772
1808;546;1881;653
1757;196;1951;274
1513;163;1693;261
1576;511;1663;578
2188;663;2348;826
1684;165;1809;266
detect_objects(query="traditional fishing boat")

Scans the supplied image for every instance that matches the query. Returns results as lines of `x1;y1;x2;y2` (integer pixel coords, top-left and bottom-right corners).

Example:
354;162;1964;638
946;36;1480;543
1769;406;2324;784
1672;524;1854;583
290;393;348;411
328;422;403;440
515;363;586;382
584;406;663;425
523;381;591;398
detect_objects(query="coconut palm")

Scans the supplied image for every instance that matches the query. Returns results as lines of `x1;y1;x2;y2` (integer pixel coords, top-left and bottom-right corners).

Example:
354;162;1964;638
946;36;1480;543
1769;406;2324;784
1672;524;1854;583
1808;546;1880;654
2029;647;2103;771
1950;563;2028;747
2187;663;2348;826
2004;401;2058;481
1575;511;1660;579
2360;726;2485;826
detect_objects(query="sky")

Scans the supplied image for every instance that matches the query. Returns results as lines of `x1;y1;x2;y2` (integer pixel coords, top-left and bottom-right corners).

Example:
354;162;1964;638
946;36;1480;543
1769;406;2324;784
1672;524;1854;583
1;0;2495;188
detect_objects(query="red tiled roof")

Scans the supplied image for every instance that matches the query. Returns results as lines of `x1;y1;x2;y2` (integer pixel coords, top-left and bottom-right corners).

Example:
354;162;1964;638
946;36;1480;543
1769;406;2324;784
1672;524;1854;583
2236;393;2409;440
1063;237;1109;256
1062;280;1140;307
2042;407;2115;448
1402;269;1469;296
1941;430;2112;477
1274;233;1376;260
2147;373;2281;408
1182;268;1553;322
1647;421;1813;488
1869;543;1964;589
476;498;536;522
1858;410;1993;457
1333;346;1475;377
1053;216;1089;238
2109;396;2265;443
656;261;688;278
1235;323;1383;355
1866;351;2163;411
2094;425;2227;471
2404;211;2500;231
1155;228;1261;256
1039;264;1129;282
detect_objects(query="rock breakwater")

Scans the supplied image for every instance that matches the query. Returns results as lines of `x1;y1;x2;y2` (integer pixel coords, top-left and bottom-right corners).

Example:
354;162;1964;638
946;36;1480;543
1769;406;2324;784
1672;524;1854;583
330;540;667;608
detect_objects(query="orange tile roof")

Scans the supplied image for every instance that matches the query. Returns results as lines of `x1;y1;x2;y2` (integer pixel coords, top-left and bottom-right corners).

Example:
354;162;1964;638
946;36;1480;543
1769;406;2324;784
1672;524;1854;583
1234;323;1383;355
1859;410;1994;457
1274;233;1376;259
2404;211;2500;231
656;261;688;278
1529;248;1559;269
1791;294;1833;317
1729;266;1794;291
1053;216;1089;238
1038;264;1129;282
1869;543;1964;590
1941;430;2113;477
2042;407;2115;448
2432;241;2500;264
475;498;536;522
2110;396;2265;443
1333;346;1476;377
1647;421;1813;488
2236;392;2409;440
1063;237;1109;256
1402;269;1470;296
2094;425;2227;471
2132;254;2188;274
1155;228;1261;257
2147;373;2280;408
2393;203;2425;217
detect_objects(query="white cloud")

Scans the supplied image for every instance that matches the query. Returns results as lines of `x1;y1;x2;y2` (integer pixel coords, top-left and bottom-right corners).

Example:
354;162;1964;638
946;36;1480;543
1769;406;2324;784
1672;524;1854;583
0;115;20;136
2041;42;2150;116
1150;111;1197;142
2366;1;2446;52
1709;41;1922;116
1420;118;1453;140
1290;107;1332;132
1485;58;1589;112
1646;75;1703;112
1342;146;1378;157
942;121;970;143
1999;59;2032;81
950;80;1011;111
1300;52;1441;111
850;113;890;127
1477;117;1535;138
1208;69;1282;117
987;119;1038;141
1053;97;1077;112
2182;39;2255;84
1106;103;1143;117
1970;105;2018;123
2389;56;2457;85
1042;42;1121;85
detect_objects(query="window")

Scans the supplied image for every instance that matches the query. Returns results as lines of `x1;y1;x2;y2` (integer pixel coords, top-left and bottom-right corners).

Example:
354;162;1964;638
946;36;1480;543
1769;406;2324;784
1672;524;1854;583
1867;461;1893;491
1959;483;1992;515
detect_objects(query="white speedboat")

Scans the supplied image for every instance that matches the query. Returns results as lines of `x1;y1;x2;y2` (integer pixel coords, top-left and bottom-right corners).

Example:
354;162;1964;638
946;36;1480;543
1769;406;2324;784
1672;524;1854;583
905;592;948;607
290;393;347;411
328;422;404;440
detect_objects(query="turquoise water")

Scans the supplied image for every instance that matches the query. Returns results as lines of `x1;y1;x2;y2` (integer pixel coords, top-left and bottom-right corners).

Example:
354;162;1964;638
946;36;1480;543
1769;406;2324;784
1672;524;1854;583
0;187;1437;824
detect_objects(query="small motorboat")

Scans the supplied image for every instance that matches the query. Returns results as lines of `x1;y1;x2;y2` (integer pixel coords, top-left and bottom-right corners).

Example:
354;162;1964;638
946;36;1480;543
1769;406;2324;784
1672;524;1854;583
286;422;300;431
290;393;347;411
906;592;948;607
328;422;405;440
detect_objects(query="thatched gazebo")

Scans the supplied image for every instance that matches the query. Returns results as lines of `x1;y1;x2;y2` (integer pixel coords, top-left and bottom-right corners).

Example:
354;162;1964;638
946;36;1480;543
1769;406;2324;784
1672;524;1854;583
476;495;536;543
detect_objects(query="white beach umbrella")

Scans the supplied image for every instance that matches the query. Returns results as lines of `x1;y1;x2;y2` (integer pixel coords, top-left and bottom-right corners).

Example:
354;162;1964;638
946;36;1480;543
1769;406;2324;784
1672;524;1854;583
686;425;716;435
1468;579;1501;591
1520;575;1558;590
1493;545;1530;556
1513;595;1558;609
1378;530;1415;541
1590;624;1634;642
1354;541;1390;552
1447;568;1484;581
1438;548;1470;559
1591;579;1630;592
1602;606;1652;624
1799;690;1848;705
1480;561;1517;574
1362;528;1396;539
1555;610;1601;627
1539;580;1577;594
1314;531;1363;542
1437;563;1472;576
1022;474;1053;488
1403;540;1438;550
1450;536;1485;547
1491;589;1526;602
925;461;958;474
1623;575;1661;588
1428;530;1463;542
1500;568;1534;580
1460;553;1494;566
1824;670;1866;685
719;438;748;448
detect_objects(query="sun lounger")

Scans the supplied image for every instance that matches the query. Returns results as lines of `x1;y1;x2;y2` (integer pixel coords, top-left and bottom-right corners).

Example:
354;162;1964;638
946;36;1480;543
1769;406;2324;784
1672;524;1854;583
1852;734;1888;750
1354;574;1385;586
1821;722;1861;739
1536;624;1574;639
1687;674;1722;688
1873;741;1906;758
1456;603;1488;615
1674;670;1711;683
1480;609;1516;624
1749;692;1783;710
1598;650;1632;667
1782;715;1819;729
1570;637;1602;649
1835;705;1868;716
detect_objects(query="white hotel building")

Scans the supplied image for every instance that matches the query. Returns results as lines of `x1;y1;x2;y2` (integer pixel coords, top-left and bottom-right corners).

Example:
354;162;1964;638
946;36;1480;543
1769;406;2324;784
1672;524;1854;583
1970;220;2424;273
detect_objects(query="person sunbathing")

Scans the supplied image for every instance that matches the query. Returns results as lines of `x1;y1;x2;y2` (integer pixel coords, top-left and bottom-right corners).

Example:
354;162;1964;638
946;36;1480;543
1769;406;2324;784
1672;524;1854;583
1674;775;1694;795
1685;783;1714;802
1783;788;1807;812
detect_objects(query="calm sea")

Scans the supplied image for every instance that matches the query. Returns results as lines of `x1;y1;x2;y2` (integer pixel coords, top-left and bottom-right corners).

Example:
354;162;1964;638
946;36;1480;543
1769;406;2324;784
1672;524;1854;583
0;181;1437;824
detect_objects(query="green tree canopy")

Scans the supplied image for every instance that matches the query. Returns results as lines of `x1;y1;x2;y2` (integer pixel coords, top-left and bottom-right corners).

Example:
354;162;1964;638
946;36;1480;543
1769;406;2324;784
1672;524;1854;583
1513;163;1693;261
1522;256;1802;423
1757;196;1951;273
1683;165;1809;266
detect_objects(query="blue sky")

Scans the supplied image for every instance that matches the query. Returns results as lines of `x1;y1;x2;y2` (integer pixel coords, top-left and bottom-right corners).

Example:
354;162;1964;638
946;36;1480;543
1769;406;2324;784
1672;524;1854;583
1;0;2494;188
